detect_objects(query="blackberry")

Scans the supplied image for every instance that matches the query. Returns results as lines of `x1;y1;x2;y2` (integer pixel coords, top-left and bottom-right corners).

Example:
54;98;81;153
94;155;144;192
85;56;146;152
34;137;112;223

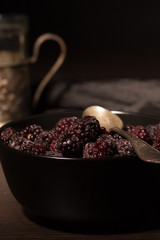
35;130;56;150
1;115;159;158
100;127;109;135
54;117;78;135
112;133;123;141
8;136;47;155
50;138;59;152
74;116;101;142
57;131;84;157
152;140;160;151
126;125;152;144
56;116;101;157
152;133;160;151
21;124;43;141
147;123;160;151
8;136;23;150
146;124;159;139
44;150;63;157
83;134;116;158
115;138;134;156
0;127;18;144
97;134;116;146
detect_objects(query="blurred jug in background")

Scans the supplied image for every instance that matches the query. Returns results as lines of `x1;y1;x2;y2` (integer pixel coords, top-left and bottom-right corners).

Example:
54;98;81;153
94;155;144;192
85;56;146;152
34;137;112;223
0;14;67;126
0;14;30;126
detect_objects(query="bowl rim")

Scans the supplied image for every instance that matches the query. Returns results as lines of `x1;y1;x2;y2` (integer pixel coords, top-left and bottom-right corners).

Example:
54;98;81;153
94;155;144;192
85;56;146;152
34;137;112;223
1;109;160;128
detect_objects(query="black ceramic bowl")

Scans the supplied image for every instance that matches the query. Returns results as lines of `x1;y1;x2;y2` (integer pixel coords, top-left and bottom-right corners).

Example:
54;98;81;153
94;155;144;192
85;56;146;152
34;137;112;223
0;110;160;226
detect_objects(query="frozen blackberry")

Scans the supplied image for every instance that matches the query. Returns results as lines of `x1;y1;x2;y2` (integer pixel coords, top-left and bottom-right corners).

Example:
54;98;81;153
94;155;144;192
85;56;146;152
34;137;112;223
8;136;23;150
115;138;134;156
83;134;116;158
126;125;152;144
152;139;160;151
54;117;78;135
56;116;101;157
83;142;104;158
50;138;59;152
97;133;116;145
146;124;159;139
152;131;160;151
21;124;43;141
56;131;83;157
147;123;160;150
35;130;56;150
44;150;63;157
0;127;18;144
8;136;47;155
2;115;159;159
100;127;109;135
73;116;101;142
112;133;123;141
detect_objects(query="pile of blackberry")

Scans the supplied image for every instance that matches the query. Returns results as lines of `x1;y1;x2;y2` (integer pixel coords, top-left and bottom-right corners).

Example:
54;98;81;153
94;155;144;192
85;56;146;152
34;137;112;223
0;115;160;158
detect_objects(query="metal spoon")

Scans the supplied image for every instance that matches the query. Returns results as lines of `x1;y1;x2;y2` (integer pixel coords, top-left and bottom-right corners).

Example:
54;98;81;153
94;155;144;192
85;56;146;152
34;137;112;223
83;105;160;163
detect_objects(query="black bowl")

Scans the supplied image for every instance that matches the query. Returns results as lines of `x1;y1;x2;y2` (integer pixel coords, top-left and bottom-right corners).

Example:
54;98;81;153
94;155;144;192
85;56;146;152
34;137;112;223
0;110;160;226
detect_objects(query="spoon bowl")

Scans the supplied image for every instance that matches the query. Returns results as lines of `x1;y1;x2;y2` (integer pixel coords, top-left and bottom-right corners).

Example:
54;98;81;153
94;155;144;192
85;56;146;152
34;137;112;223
83;106;123;131
83;105;160;163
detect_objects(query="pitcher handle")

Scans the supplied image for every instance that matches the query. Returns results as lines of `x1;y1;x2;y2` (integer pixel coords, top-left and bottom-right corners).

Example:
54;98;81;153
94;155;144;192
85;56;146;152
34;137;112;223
29;33;67;110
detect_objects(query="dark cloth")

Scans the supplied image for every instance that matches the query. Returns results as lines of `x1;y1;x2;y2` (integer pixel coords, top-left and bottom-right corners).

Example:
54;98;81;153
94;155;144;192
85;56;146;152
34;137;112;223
36;76;160;116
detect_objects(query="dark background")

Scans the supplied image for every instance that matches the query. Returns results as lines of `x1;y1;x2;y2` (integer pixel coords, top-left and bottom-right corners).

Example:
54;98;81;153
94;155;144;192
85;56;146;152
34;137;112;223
1;0;160;79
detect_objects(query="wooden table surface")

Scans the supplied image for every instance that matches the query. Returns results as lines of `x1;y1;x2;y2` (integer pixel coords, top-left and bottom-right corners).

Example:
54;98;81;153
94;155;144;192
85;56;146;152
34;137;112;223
1;162;160;240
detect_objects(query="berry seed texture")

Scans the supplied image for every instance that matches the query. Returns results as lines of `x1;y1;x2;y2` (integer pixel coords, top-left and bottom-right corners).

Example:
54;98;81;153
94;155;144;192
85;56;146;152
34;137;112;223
0;116;160;158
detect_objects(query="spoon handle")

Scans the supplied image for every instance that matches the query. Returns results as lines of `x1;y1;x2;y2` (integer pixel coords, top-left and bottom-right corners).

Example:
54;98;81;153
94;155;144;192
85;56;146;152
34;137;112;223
112;127;160;164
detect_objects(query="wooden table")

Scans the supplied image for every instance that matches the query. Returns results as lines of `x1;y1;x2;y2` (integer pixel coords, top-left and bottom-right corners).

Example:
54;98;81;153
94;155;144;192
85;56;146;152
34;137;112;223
1;162;160;240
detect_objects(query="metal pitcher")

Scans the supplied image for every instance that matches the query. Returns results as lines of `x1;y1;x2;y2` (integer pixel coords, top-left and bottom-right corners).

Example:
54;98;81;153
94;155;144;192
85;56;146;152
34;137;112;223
0;14;67;126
